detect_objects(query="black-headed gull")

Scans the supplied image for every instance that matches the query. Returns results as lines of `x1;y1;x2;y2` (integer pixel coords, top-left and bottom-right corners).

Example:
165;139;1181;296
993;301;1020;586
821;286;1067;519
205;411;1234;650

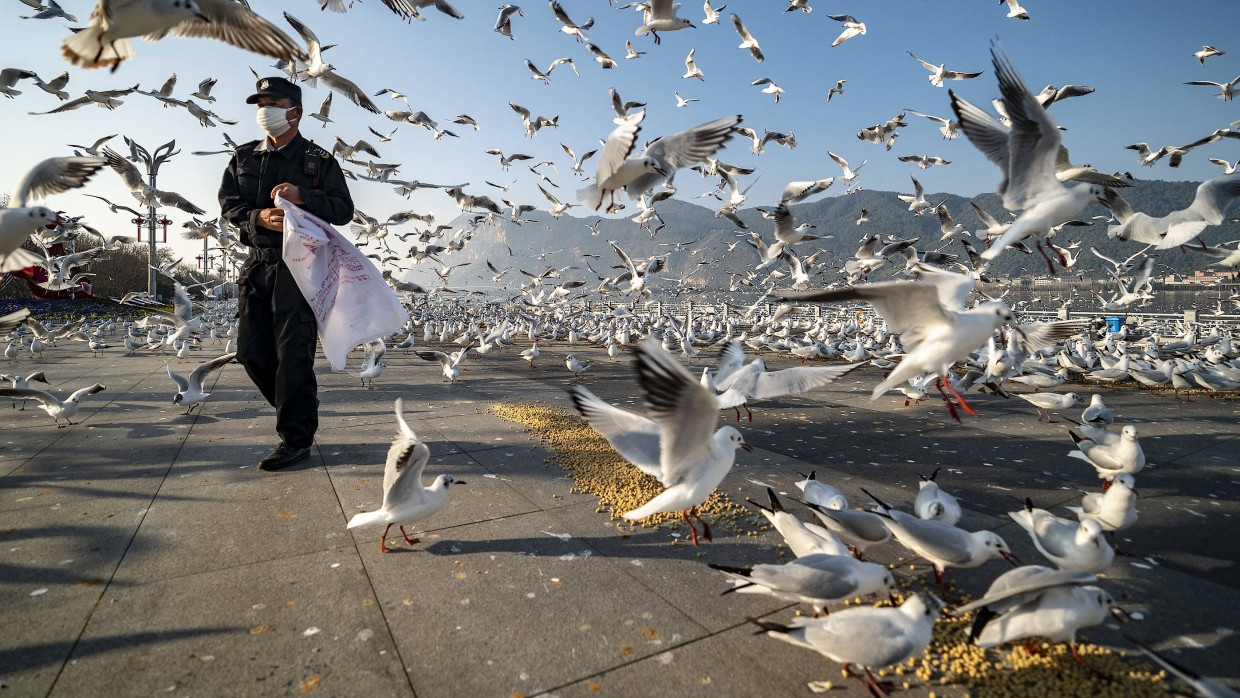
711;552;896;615
826;14;865;47
782;263;1014;421
168;351;235;414
579;111;741;210
750;594;941;697
568;340;751;545
950;45;1112;269
745;488;849;558
953;566;1122;674
0;383;105;427
635;0;694;43
913;468;961;525
865;488;1017;600
347;398;465;552
1009;499;1114;573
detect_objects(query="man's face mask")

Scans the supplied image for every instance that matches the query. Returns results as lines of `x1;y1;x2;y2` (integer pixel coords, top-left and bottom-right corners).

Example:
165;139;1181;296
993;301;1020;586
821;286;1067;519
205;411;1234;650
256;105;295;138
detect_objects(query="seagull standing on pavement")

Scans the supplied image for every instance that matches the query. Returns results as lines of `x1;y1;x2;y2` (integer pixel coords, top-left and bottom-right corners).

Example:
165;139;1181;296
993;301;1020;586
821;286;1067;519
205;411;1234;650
347;399;465;552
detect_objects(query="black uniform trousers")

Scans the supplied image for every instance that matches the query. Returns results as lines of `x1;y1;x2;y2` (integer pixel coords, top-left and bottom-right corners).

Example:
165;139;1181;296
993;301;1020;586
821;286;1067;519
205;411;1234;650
236;255;318;449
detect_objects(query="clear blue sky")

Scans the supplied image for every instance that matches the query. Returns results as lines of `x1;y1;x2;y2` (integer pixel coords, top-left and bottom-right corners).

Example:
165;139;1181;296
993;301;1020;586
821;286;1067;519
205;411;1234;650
1;0;1237;267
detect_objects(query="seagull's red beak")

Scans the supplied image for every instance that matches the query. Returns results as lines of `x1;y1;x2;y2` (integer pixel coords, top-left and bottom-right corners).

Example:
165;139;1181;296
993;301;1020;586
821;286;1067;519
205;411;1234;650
740;442;753;452
1000;550;1020;566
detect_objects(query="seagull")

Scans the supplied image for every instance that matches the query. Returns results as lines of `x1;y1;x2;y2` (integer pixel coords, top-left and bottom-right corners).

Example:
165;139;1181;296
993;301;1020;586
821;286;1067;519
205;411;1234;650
494;4;522;39
750;77;783;102
1081;393;1113;428
745;488;850;558
191;76;217;101
904;109;959;139
346;398;465;552
827;151;865;185
1016;391;1082;422
1183;74;1240;101
908;52;985;87
283;13;381;113
865;488;1017;600
635;0;695;44
1068;425;1145;481
711;553;896;615
674;92;698;108
682;47;704;80
1104;173;1240;250
710;339;861;420
1193;45;1226;66
913;468;961;525
354;339;386;389
579;111;740;210
953;566;1123;672
0;383;105;427
415;345;469;382
750;594;942;697
62;0;305;72
1;156;105;273
624;40;645;59
826;78;846;101
1002;0;1029;20
826;14;865;47
794;471;847;511
781;263;1014;421
899;154;951;169
0;69;38;98
730;13;763;62
308;92;332;127
568;340;751;545
168;352;235;414
1010;499;1114;574
549;0;590;43
564;354;590;379
700;0;725;25
2;370;49;409
951;44;1111;268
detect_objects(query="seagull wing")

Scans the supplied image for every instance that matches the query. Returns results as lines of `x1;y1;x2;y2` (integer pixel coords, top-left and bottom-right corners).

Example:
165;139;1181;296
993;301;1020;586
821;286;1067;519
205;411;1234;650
634;340;721;487
0;387;59;410
569;386;662;477
167;0;307;63
596;110;645;184
953;567;1096;615
782;282;949;353
13;156;105;207
188;352;236;391
1015;319;1090;351
714;340;747;385
990;45;1064;210
950;93;1011;192
750;363;863;400
167;364;190;392
382;399;432;509
102;147;147;191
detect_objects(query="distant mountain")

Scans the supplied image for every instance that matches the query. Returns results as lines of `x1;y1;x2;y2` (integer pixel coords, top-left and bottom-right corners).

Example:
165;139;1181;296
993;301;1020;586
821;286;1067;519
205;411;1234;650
407;178;1239;296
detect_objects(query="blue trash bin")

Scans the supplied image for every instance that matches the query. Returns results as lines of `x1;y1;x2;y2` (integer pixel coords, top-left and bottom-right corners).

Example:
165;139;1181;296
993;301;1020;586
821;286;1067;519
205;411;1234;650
1105;316;1122;333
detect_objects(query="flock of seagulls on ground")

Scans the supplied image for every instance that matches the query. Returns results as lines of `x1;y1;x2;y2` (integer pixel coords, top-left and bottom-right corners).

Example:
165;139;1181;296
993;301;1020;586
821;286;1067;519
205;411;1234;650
1;1;1238;695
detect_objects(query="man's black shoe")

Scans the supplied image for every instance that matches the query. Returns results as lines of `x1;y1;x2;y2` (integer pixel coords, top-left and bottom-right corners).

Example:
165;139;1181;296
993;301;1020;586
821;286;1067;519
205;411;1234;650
258;444;311;471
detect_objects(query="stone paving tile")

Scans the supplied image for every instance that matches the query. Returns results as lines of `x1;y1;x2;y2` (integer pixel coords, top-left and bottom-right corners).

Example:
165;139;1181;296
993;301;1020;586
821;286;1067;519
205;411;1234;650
50;549;412;698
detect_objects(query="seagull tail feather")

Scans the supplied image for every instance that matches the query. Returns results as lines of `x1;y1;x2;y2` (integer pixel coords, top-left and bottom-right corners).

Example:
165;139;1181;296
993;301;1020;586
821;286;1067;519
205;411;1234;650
346;509;386;529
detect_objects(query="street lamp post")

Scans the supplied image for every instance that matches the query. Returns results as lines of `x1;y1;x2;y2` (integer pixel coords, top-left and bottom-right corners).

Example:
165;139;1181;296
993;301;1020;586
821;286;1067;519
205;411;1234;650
124;137;180;298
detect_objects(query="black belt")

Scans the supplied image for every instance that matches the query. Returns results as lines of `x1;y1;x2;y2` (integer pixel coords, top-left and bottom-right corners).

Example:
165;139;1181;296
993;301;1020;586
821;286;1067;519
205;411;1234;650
249;247;282;263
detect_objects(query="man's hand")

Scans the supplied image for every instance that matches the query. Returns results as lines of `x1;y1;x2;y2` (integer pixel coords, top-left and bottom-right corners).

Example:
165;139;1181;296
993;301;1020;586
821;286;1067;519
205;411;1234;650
256;207;284;231
271;182;303;204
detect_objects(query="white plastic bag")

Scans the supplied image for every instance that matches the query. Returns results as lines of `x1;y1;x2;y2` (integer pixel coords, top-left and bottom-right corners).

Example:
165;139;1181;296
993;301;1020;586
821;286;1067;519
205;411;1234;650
277;195;408;371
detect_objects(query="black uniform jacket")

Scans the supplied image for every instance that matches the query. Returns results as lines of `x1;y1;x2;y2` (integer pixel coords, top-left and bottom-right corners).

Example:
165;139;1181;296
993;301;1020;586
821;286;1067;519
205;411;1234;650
218;132;354;249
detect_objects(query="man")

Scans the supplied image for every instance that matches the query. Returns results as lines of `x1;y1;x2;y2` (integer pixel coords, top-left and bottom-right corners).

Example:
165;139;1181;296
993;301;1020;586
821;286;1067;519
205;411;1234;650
219;77;353;470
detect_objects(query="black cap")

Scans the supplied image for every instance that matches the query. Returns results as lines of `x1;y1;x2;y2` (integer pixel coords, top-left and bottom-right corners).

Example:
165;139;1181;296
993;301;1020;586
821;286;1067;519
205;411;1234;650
246;76;301;106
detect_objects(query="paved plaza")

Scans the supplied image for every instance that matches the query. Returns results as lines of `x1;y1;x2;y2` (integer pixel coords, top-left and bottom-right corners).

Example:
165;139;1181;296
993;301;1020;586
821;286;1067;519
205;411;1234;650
1;339;1238;697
